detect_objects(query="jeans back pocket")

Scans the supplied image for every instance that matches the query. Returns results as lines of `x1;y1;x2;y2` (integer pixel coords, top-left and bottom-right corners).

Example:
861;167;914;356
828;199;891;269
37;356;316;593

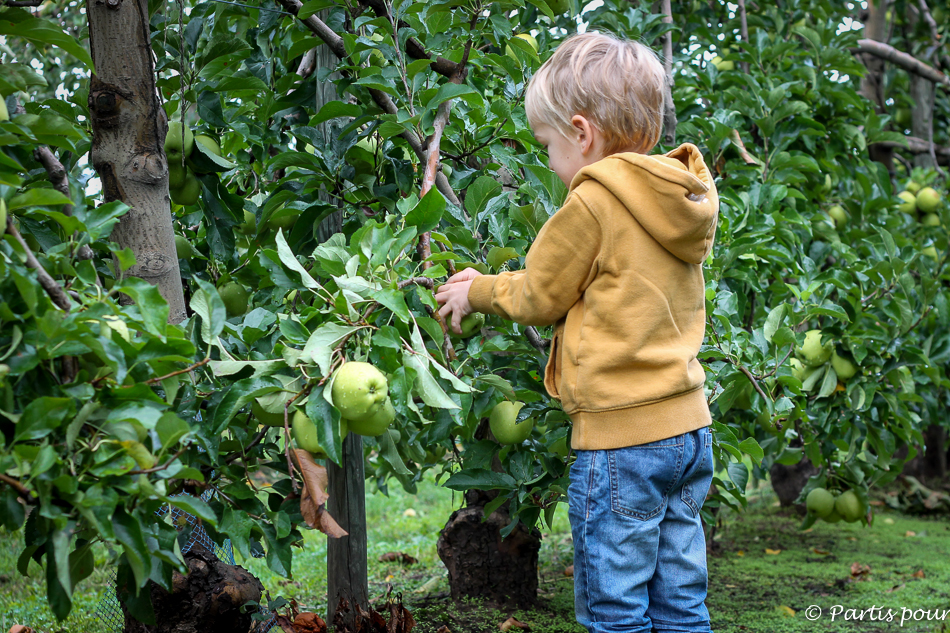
608;437;685;521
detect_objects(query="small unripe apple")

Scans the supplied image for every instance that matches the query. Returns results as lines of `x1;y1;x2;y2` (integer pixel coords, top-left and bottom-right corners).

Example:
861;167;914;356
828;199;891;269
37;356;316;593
450;312;485;339
165;121;194;160
506;33;538;59
921;213;941;227
916;187;941;214
827;205;847;228
489;401;534;445
796;329;833;367
347;396;395;436
831;352;857;381
897;191;916;214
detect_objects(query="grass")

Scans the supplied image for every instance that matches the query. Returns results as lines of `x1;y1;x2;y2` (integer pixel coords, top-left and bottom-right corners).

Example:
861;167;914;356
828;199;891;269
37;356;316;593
2;472;950;633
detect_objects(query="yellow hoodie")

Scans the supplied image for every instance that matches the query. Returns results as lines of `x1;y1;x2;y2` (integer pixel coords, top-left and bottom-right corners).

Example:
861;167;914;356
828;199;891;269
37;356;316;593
467;144;719;450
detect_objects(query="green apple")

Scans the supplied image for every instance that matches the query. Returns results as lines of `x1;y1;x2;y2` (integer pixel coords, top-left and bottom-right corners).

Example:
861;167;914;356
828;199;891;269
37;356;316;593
819;173;833;195
789;357;806;381
253;392;292;427
922;246;938;260
831;352;857;381
916;187;941;213
906;180;922;195
292;409;348;457
806;487;836;518
489;401;534;445
347;396;395;436
450;312;485;339
827;204;847;228
331;361;389;421
922;213;941;227
894;107;911;129
897;191;916;214
170;170;200;206
835;490;863;523
267;208;300;231
0;94;8;121
194;134;221;157
168;159;187;189
712;49;734;71
506;33;538;59
219;282;249;318
238;209;256;235
165;120;194;159
796;329;833;367
822;508;843;523
175;235;191;259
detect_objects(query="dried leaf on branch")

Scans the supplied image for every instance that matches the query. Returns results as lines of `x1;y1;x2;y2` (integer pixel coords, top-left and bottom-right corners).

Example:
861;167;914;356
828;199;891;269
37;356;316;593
293;449;348;537
498;616;530;631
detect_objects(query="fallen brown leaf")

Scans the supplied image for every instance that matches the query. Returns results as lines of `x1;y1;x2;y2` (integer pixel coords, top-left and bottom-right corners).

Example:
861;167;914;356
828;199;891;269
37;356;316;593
294;612;328;633
563;565;573;577
905;530;916;537
850;562;871;578
293;449;348;537
498;617;530;631
8;626;36;633
765;548;782;555
912;569;925;578
729;129;760;165
379;551;419;565
436;627;452;633
885;583;905;593
811;548;831;555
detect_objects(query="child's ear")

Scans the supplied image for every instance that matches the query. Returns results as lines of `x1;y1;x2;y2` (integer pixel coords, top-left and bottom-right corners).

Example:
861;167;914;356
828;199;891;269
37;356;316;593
571;115;596;155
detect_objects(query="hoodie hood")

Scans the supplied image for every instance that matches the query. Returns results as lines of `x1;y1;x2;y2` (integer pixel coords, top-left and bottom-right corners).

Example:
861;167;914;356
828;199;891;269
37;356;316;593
570;143;719;264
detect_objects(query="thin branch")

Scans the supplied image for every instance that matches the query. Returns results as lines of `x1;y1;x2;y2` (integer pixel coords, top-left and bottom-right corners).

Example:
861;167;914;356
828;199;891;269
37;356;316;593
853;39;950;89
875;135;950;161
3;0;43;6
5;217;73;311
32;146;97;262
524;326;549;354
916;0;941;53
144;357;211;385
737;0;750;74
362;0;464;79
755;346;794;380
397;277;435;290
128;447;187;475
661;0;677;145
0;473;37;502
224;423;268;465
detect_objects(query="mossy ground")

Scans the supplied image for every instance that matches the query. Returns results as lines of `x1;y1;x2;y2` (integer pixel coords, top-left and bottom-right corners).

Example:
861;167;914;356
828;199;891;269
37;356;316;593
2;475;949;633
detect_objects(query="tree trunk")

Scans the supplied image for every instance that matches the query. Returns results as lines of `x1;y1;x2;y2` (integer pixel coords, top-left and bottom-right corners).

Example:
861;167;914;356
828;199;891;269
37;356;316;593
86;0;187;323
121;544;264;633
902;424;948;484
769;458;818;514
436;420;542;607
910;75;937;169
437;491;541;607
859;0;895;172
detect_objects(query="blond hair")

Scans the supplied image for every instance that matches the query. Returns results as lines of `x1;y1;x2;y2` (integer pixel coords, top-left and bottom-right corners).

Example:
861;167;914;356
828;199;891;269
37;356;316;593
525;32;666;155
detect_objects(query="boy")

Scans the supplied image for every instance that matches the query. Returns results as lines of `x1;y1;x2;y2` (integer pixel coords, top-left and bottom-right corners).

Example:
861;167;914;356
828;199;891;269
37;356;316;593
435;32;719;632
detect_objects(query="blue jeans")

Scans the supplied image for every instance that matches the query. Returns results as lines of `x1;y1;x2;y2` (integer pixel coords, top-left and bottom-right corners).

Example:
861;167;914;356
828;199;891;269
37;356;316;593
568;427;714;633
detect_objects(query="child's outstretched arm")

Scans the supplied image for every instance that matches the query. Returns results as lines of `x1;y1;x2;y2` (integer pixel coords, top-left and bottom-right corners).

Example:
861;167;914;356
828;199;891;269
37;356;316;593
465;195;602;327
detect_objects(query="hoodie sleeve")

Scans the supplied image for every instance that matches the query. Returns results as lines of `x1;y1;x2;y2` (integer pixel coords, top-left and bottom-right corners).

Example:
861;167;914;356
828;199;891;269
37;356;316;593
468;193;602;327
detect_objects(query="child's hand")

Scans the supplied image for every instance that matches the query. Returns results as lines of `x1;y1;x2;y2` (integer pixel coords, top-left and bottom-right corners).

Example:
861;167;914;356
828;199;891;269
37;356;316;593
435;268;482;334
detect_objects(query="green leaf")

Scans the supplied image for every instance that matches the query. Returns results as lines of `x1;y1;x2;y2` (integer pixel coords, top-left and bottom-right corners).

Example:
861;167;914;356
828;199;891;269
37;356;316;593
738;437;764;465
301;322;359;377
156;413;191;450
377;428;412;476
443;468;517;491
117;279;169;338
166;495;217;526
305;384;344;466
818;365;838;398
191;279;226;344
763;304;786;342
405;186;445;234
424;82;480;111
8;188;73;211
368;287;411;323
464;176;503;218
487;246;520;272
14;397;72;441
0;9;95;72
113;508;150;589
401;349;459;410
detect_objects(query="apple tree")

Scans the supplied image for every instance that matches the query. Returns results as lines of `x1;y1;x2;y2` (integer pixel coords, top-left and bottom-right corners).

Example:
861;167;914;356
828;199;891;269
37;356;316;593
1;0;949;627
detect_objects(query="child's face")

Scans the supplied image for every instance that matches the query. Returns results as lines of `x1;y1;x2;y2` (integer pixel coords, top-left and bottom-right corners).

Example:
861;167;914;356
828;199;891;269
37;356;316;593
532;118;606;189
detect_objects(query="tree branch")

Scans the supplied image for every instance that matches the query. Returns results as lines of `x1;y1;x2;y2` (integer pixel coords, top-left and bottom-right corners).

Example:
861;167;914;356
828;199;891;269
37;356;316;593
660;0;676;145
3;0;43;6
361;0;464;79
736;0;750;74
273;0;462;207
854;39;950;89
32;146;97;262
0;473;37;503
5;217;73;311
128;447;187;475
876;135;950;164
524;326;549;354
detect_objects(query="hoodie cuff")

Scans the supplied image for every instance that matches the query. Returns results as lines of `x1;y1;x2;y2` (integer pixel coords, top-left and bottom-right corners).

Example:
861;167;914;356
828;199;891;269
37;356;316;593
467;275;497;314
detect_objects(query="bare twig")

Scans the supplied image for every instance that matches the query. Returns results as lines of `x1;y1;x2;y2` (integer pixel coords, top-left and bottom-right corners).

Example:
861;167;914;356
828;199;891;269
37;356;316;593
5;217;72;311
397;277;435;290
737;0;750;73
143;357;211;385
224;424;268;465
32;146;97;263
853;39;950;89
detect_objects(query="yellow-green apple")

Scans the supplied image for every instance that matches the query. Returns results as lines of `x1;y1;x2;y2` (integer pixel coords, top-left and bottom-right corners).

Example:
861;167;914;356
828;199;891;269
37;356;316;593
489;401;534;445
806;487;835;518
219;282;249;318
331;361;389;421
165;121;194;160
347;396;396;436
916;187;941;213
796;329;833;367
292;409;348;457
897;191;916;214
831;352;857;381
450;312;485;339
827;205;847;228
